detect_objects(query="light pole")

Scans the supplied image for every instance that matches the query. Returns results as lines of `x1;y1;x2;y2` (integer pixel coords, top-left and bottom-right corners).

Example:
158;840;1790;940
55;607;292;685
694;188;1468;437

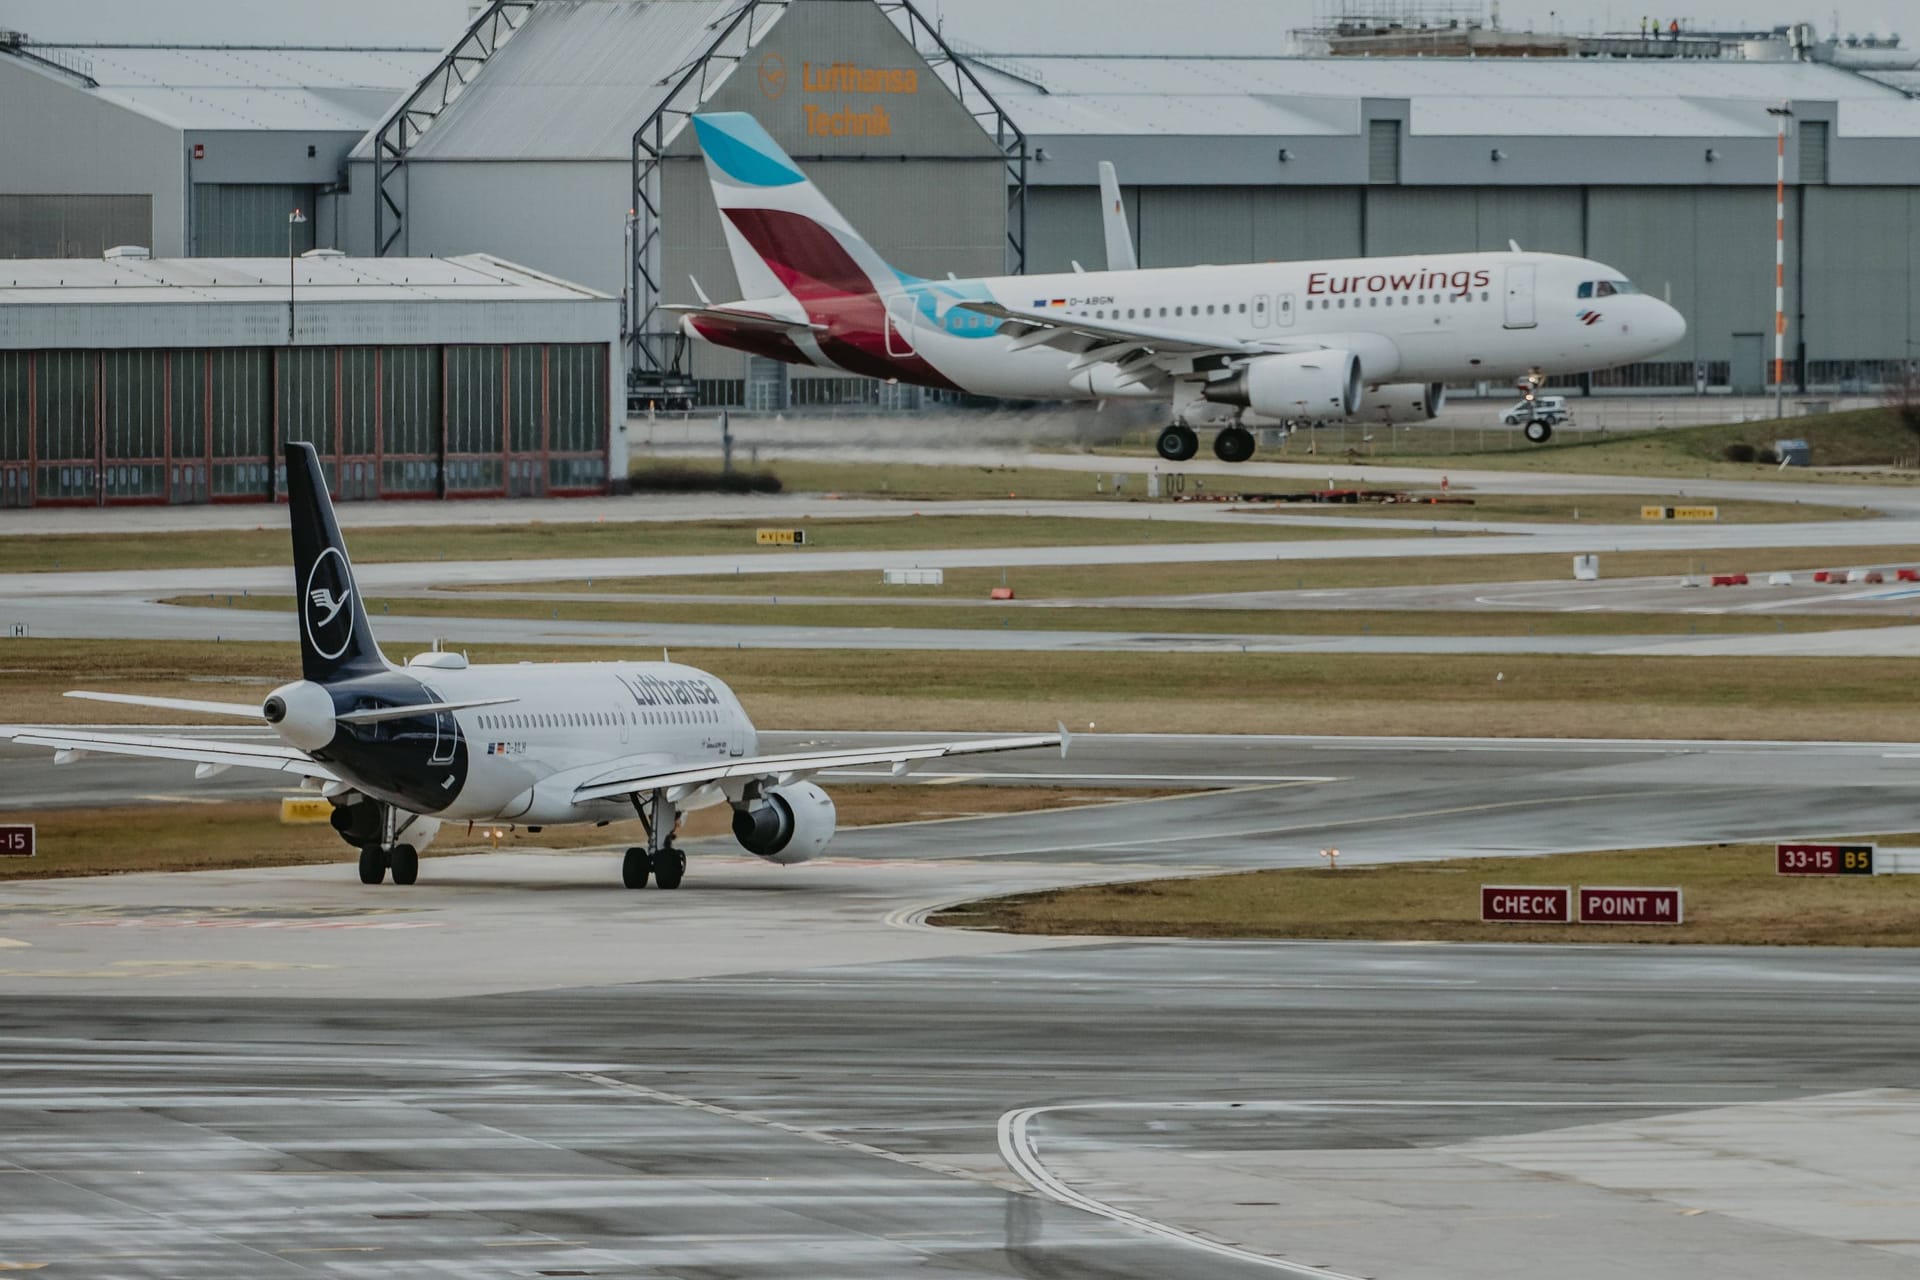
1766;104;1792;419
287;207;308;345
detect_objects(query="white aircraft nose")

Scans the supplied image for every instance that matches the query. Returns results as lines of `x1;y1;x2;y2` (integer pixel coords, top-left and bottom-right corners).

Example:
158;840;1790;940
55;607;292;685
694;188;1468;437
1651;300;1687;351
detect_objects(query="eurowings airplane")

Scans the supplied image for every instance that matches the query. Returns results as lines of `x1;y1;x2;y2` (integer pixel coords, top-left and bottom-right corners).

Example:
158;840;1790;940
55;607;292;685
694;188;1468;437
5;443;1062;890
673;111;1688;460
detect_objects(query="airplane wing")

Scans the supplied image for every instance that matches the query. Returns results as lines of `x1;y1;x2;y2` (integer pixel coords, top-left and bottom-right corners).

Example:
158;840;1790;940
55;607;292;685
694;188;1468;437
664;303;825;336
954;300;1328;389
5;728;335;781
571;731;1065;806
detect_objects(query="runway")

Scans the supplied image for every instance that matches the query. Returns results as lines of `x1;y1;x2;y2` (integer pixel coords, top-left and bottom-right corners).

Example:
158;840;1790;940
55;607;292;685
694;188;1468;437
5;733;1920;1274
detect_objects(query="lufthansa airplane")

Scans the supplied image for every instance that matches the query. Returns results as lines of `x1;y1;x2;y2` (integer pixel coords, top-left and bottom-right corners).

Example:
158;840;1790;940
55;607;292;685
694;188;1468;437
674;112;1688;461
5;444;1063;890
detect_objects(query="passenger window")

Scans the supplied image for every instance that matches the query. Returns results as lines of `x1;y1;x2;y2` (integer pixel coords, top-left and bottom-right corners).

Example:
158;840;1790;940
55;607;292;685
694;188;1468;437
1205;304;1214;315
1338;298;1346;309
1481;291;1490;301
1238;303;1246;313
1577;281;1594;299
1369;297;1378;307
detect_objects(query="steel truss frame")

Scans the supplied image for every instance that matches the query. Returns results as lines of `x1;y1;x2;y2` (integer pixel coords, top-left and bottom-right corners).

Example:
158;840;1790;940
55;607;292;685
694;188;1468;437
372;0;537;257
623;0;1028;382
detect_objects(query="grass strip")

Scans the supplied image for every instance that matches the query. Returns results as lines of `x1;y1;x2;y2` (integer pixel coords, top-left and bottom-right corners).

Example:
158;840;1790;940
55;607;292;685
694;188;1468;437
929;837;1920;946
9;638;1920;741
0;512;1423;574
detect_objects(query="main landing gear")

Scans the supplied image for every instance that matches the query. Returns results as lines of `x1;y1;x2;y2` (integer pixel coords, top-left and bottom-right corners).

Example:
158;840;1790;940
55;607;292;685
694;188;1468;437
339;799;426;886
1155;422;1257;463
358;843;419;886
624;788;686;890
1212;424;1255;463
1155;423;1198;461
1523;420;1553;444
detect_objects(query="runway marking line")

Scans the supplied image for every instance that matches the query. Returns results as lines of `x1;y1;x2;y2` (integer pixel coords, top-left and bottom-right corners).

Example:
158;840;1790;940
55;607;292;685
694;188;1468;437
572;1070;1025;1193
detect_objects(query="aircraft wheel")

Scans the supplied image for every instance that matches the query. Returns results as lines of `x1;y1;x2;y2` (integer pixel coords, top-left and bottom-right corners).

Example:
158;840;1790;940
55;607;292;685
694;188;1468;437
1212;425;1256;463
651;847;687;890
357;846;387;885
1523;420;1553;444
1155;424;1199;462
388;844;419;886
622;846;651;890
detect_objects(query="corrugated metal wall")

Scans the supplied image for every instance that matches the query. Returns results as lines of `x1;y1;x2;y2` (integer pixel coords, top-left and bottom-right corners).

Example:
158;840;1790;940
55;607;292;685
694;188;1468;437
190;185;318;256
0;194;153;258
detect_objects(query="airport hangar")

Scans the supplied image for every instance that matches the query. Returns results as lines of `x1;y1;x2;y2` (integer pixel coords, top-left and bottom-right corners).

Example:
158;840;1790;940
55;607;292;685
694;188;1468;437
301;0;1920;410
3;0;1920;493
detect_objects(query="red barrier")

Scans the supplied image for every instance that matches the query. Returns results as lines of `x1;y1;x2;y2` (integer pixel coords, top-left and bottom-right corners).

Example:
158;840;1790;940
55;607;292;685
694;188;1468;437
990;587;1015;600
1709;573;1749;586
1864;570;1886;584
1898;569;1919;583
1813;570;1835;583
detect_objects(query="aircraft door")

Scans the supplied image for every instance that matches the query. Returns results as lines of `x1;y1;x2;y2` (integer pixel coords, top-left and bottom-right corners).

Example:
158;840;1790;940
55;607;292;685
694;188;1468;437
1275;293;1296;327
1503;265;1537;329
423;685;457;766
1251;295;1270;328
885;294;918;357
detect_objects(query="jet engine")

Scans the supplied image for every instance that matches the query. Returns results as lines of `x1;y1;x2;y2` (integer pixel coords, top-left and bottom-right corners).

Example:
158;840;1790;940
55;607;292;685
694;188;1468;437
1201;350;1362;419
731;782;838;864
1350;381;1445;423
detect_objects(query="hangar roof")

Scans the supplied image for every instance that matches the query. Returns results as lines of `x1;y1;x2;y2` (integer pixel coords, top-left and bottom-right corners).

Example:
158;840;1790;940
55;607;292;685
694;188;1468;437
966;54;1918;140
2;42;441;131
352;0;732;162
0;253;608;305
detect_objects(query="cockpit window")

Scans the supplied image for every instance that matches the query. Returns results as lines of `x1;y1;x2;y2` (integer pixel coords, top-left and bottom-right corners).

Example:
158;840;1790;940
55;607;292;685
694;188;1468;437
1580;279;1640;299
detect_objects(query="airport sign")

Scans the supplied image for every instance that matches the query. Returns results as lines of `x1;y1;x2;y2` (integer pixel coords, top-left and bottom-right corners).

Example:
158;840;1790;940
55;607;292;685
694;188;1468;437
1481;885;1571;923
0;824;34;857
756;528;808;546
1641;505;1719;521
1578;886;1682;925
1777;842;1874;876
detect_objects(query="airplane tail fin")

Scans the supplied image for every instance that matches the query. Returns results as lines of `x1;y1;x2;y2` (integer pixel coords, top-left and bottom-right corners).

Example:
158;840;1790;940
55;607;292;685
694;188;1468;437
285;442;386;684
691;111;900;303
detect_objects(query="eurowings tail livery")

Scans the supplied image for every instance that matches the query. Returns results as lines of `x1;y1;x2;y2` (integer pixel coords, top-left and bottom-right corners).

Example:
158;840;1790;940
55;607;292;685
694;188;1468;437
6;443;1063;890
674;112;1688;461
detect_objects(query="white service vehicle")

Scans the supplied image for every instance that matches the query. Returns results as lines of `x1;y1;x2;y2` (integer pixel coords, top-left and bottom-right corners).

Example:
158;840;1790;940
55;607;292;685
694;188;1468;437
1501;394;1572;441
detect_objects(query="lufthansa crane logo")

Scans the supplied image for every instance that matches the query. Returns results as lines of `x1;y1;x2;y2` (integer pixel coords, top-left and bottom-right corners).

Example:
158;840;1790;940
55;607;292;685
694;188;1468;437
759;52;786;99
303;545;355;661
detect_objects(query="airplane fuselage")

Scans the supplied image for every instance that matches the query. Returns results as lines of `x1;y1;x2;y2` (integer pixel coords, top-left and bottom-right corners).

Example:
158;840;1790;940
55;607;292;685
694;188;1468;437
282;660;757;826
689;250;1686;407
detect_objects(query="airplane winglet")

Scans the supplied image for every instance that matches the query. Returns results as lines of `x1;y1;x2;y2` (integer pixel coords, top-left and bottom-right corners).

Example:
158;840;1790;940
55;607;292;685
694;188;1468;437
1058;720;1073;760
689;275;713;306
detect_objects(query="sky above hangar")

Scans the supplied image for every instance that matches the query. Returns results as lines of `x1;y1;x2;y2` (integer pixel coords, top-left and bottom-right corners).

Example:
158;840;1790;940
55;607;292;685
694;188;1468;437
0;0;1904;54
